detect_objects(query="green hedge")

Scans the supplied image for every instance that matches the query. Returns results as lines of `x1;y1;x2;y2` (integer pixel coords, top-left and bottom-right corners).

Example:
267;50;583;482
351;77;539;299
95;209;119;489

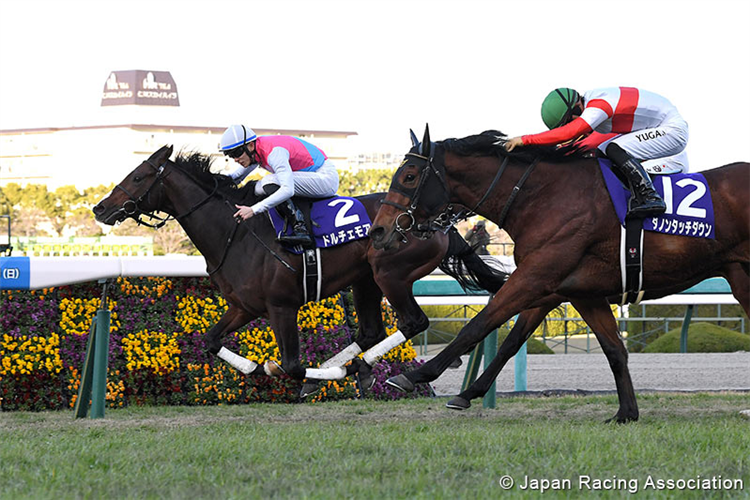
644;322;750;353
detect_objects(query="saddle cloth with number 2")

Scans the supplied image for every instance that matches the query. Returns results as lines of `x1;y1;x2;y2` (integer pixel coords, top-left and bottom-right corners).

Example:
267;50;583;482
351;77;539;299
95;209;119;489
599;159;716;239
268;196;372;254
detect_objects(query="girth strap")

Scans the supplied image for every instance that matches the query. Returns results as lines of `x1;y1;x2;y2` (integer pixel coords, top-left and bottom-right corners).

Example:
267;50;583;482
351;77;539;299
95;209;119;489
303;248;322;303
620;217;645;305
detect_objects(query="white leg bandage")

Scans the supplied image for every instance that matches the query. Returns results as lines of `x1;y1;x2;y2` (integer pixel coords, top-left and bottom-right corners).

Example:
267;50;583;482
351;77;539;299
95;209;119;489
319;343;363;369
363;331;407;366
305;366;347;380
217;347;258;375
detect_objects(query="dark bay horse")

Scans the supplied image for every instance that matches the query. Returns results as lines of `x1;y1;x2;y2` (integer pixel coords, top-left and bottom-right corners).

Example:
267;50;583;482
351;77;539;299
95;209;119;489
93;145;507;395
370;127;749;422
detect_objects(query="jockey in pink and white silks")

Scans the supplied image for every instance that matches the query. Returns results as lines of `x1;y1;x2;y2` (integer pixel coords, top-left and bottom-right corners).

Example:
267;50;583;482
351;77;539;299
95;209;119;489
220;124;339;246
506;87;690;218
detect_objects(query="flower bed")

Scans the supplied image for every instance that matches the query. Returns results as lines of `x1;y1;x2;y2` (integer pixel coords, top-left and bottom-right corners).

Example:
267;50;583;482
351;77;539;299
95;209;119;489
1;277;429;411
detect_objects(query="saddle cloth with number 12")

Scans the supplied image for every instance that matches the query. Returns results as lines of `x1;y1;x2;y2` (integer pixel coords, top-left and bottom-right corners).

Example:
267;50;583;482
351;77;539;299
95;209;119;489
599;159;716;239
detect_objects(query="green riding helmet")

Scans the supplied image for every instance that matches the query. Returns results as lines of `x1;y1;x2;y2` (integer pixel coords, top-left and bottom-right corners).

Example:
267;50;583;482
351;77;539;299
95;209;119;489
541;88;581;129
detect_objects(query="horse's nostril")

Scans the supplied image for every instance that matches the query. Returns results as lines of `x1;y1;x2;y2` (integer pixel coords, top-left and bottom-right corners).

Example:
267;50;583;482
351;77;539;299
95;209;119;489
369;226;384;242
93;204;105;215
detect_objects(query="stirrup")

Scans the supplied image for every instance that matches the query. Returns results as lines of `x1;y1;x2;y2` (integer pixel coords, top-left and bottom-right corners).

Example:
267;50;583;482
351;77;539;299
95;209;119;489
278;227;313;246
627;197;666;218
278;235;313;245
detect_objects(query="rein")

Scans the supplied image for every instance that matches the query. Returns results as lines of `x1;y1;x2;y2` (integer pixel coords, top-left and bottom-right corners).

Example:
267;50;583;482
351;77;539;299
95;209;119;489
220;201;297;274
206;209;240;276
496;158;539;228
460;154;510;220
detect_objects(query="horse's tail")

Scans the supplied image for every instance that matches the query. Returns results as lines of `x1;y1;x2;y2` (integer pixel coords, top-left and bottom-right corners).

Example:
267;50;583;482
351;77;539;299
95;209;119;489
439;227;508;293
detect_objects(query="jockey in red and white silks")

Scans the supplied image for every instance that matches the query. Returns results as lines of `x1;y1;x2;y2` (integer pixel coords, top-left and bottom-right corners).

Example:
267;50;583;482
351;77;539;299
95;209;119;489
507;87;692;218
518;87;689;174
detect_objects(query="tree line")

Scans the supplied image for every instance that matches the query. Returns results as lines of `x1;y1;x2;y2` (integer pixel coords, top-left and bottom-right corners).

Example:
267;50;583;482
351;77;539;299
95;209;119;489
0;168;397;255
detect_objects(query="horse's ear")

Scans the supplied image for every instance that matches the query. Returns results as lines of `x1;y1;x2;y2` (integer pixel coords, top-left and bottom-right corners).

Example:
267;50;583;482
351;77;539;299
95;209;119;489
409;129;419;147
420;124;431;157
149;145;173;163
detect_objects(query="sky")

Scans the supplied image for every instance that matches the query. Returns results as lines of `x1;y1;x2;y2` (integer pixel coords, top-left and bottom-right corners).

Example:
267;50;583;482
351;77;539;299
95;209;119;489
1;0;749;171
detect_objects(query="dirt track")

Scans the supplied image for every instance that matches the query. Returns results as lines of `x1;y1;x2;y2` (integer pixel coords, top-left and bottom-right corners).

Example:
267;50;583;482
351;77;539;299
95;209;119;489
422;352;750;396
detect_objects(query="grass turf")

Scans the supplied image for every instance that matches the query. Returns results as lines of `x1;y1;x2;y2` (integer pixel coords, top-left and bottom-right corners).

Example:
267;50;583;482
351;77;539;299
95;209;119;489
1;393;748;499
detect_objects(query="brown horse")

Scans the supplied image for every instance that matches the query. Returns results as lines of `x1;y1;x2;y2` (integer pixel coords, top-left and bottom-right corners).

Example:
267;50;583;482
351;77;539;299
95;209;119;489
370;127;749;422
93;145;507;396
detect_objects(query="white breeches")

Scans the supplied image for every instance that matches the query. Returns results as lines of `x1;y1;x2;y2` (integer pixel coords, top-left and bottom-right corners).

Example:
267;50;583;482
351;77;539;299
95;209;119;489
256;160;340;198
598;115;690;174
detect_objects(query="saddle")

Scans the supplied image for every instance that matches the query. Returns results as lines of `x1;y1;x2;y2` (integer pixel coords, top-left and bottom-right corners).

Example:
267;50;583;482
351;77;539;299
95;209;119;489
267;195;372;303
268;195;371;254
599;159;716;304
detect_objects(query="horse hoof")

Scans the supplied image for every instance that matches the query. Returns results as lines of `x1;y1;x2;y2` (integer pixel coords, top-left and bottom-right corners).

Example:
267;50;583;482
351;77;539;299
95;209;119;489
385;374;415;393
300;382;320;399
354;359;376;396
358;373;376;396
264;360;285;377
605;413;639;424
445;396;471;411
448;357;463;369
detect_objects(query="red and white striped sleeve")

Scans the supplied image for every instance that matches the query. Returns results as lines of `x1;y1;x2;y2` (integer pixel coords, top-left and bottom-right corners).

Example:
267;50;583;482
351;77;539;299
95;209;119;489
521;117;592;146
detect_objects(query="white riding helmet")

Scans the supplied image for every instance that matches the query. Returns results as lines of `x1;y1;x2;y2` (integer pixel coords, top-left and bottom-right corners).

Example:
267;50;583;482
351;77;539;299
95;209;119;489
219;124;257;152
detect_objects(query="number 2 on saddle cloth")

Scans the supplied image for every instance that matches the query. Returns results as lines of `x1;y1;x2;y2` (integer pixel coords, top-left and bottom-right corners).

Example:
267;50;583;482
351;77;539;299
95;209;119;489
267;196;372;253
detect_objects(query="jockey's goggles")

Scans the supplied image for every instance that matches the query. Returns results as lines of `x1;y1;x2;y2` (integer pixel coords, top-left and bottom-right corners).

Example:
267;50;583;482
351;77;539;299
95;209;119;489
224;146;246;159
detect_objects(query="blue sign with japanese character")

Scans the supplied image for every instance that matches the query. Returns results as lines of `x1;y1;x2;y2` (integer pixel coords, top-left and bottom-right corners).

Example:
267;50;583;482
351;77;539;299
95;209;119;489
0;257;30;290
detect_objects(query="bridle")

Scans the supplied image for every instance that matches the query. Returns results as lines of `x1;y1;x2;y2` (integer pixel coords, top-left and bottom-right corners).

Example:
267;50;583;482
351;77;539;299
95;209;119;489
112;158;172;228
381;147;456;241
113;158;220;229
382;143;538;241
111;156;295;274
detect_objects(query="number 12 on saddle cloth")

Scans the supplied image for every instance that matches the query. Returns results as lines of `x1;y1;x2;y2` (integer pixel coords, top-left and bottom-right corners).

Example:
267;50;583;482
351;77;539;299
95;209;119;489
600;159;715;239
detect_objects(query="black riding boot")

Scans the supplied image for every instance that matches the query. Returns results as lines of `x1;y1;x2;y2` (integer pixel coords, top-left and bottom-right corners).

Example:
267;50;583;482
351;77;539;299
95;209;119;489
262;184;313;246
275;199;313;246
605;143;666;218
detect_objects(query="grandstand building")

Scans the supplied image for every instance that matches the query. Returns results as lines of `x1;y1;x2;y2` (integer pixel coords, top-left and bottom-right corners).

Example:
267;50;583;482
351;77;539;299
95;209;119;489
0;70;357;190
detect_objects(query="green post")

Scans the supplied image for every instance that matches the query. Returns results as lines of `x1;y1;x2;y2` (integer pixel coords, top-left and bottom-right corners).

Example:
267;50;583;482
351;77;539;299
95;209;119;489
514;341;528;392
680;304;694;353
510;314;526;392
461;343;484;392
90;309;111;418
73;279;111;419
482;329;498;409
74;318;98;418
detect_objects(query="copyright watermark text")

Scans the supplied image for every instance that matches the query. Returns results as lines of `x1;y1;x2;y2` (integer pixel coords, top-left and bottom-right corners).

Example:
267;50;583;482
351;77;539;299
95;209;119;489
497;475;744;493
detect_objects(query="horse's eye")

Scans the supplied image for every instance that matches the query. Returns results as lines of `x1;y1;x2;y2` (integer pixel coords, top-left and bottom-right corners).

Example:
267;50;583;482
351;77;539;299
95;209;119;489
133;175;143;183
405;174;416;183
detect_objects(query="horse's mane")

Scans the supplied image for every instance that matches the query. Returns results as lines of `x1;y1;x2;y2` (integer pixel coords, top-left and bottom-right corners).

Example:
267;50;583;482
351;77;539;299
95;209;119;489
440;130;509;157
173;151;259;204
440;130;591;163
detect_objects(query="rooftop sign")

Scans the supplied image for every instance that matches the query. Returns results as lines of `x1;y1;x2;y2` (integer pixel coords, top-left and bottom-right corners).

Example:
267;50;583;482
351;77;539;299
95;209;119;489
101;70;180;107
